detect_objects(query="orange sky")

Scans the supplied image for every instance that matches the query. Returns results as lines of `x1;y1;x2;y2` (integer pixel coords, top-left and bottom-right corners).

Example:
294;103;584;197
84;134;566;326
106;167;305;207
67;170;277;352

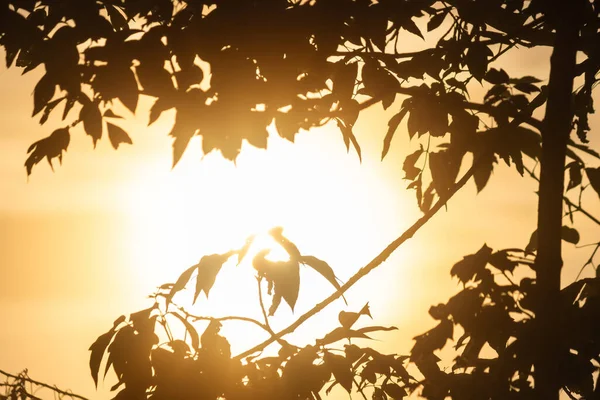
1;44;599;400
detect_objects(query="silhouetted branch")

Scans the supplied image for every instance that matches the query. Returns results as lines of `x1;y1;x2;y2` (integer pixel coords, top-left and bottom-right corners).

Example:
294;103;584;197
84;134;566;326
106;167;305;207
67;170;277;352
0;370;89;400
234;160;479;359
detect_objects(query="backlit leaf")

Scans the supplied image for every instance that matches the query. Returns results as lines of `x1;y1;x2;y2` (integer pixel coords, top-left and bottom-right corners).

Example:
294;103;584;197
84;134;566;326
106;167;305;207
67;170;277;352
450;244;493;283
382;108;408;160
167;264;197;304
80;101;103;147
585;167;600;198
89;327;116;387
300;255;343;295
107;122;132;149
193;252;234;303
170;312;200;351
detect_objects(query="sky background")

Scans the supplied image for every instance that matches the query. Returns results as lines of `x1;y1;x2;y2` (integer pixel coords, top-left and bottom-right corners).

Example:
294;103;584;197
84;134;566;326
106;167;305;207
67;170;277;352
0;41;599;400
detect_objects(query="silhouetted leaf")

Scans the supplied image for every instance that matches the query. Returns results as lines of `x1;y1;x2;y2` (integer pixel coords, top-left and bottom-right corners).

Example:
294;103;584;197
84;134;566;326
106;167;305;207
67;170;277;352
338;303;371;329
167;264;197;304
269;227;301;260
337;118;362;161
567;162;582;190
80;101;103;147
89;327;116;387
382;108;409;160
300;255;343;295
324;352;353;393
489;251;518;273
103;109;124;119
473;152;496;192
466;43;492;81
484;68;509;85
107;122;132;149
427;12;447;32
450;244;493;283
561;226;580;245
148;97;173;126
585;167;600;198
33;73;55;117
193;252;234;303
403;147;423;180
237;234;255;266
356;326;398;335
25;127;70;176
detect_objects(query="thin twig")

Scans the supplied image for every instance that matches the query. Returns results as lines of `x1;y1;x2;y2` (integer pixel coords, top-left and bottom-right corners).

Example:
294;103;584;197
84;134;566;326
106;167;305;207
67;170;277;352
0;370;89;400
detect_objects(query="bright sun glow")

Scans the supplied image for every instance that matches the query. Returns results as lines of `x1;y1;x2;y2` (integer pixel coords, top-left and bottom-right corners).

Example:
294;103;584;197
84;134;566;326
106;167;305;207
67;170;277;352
121;121;419;354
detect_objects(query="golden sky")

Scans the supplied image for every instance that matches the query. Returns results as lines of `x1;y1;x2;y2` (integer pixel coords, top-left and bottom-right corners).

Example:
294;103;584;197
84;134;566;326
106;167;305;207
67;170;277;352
1;44;599;400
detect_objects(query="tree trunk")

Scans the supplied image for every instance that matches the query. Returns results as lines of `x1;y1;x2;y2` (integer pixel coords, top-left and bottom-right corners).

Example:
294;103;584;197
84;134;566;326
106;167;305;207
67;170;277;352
533;8;579;400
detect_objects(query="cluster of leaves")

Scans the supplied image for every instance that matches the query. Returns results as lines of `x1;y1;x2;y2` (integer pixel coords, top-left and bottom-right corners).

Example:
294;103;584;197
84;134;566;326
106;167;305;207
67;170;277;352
3;0;597;190
410;240;600;399
89;229;414;400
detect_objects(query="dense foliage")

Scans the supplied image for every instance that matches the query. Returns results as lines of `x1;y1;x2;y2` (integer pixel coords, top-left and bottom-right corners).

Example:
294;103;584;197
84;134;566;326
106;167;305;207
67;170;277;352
2;0;600;399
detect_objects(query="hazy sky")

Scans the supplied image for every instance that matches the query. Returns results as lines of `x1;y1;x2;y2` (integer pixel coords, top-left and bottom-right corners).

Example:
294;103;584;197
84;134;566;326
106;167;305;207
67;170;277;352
1;42;599;400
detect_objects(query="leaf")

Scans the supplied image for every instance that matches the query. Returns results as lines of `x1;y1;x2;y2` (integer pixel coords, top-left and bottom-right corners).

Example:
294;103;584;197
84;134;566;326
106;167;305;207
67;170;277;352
466;43;492;81
33;73;56;117
324;352;353;393
402;18;423;39
268;227;302;260
300;255;343;295
561;226;580;245
337;119;362;161
80;101;103;147
338;303;371;329
383;383;407;399
427;12;447;32
319;328;372;346
567;162;582;190
272;260;301;312
89;327;116;387
25;127;70;176
489;251;518;273
585;167;600;197
107;122;132;149
450;244;493;283
484;68;509;85
403;147;423;180
193;252;233;303
130;306;156;335
170;312;200;351
237;234;255;266
166;264;197;304
382;108;408;160
473;152;496;193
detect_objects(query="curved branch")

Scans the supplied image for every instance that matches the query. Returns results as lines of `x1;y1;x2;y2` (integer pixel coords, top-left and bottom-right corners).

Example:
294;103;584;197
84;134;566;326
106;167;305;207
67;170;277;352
233;160;479;360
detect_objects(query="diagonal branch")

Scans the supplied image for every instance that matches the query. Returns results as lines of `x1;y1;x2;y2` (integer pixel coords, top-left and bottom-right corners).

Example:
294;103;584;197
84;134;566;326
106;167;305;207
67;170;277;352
233;160;479;360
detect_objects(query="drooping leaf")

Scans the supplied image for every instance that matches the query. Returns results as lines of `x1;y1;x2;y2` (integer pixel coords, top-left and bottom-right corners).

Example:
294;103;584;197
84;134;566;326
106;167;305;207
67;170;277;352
106;5;128;31
585;167;600;198
107;122;132;149
166;264;197;304
148;97;174;126
402;147;423;180
382;108;408;160
567;162;582;190
80;101;103;147
300;255;344;296
356;326;398;335
89;327;116;387
337;118;362;161
33;73;55;117
104;109;124;119
237;234;255;266
489;250;518;273
268;227;301;260
25;127;70;176
427;12;447;32
193;252;234;302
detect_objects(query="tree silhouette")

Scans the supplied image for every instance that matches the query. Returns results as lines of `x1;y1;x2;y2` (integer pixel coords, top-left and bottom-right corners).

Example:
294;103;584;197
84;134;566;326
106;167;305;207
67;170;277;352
2;0;600;399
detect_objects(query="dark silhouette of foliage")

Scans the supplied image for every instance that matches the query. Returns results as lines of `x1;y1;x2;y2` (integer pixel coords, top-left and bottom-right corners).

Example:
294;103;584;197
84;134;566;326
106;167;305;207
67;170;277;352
0;369;88;400
3;0;600;399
